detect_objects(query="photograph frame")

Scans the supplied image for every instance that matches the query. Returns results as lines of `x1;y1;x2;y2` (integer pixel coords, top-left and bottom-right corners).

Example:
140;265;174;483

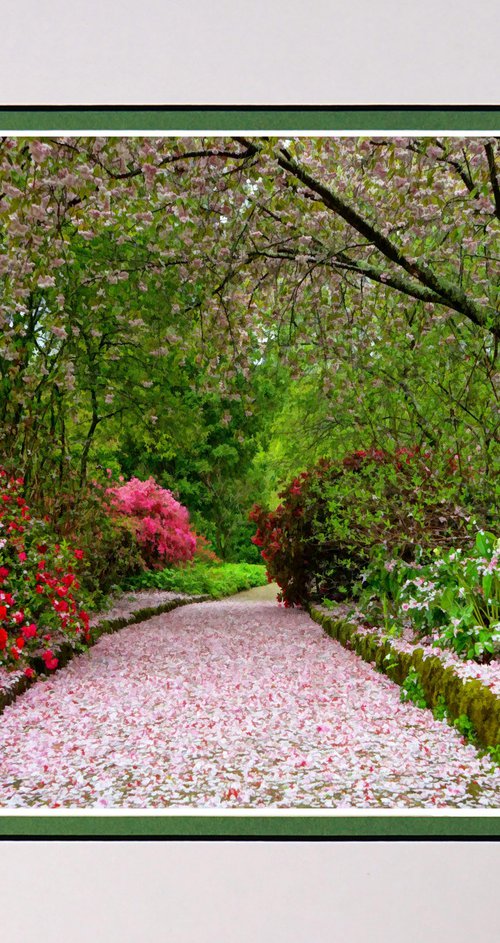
0;103;499;840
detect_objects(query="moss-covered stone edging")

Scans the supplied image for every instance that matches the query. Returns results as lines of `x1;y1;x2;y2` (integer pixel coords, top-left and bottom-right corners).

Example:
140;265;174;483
0;594;210;717
309;606;500;749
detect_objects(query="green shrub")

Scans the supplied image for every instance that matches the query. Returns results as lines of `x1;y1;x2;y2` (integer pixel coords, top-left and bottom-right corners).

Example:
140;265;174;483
454;713;478;743
250;448;475;607
35;476;144;605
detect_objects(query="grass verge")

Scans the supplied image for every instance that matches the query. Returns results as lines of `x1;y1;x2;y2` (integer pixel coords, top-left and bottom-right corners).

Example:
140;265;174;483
127;561;268;599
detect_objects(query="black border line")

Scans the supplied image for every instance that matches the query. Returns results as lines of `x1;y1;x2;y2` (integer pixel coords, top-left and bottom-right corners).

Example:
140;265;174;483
2;835;499;842
0;104;498;112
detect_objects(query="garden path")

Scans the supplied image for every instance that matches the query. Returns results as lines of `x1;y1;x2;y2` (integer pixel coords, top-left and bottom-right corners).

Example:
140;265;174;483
0;591;499;808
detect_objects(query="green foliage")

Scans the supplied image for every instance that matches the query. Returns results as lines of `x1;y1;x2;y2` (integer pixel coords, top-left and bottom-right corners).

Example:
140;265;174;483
127;562;268;599
487;745;500;765
320;597;337;610
79;516;145;607
400;668;427;709
250;448;475;607
454;713;478;743
360;531;500;662
432;694;449;722
1;137;499;596
37;473;145;606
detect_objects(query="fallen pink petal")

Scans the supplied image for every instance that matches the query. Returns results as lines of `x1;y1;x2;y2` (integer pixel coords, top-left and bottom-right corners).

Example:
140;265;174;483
0;596;498;809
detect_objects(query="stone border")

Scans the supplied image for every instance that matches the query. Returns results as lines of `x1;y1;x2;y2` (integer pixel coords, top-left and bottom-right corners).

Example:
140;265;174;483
309;606;500;749
0;594;209;716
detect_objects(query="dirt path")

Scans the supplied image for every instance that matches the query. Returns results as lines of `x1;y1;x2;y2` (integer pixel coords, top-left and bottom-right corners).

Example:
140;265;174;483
0;594;498;808
227;582;280;602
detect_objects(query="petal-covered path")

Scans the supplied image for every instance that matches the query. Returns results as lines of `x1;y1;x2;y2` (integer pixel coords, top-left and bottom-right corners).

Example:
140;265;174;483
0;593;499;808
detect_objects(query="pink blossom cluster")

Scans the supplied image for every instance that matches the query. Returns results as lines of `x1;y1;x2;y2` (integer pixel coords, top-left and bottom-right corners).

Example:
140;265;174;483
107;477;196;567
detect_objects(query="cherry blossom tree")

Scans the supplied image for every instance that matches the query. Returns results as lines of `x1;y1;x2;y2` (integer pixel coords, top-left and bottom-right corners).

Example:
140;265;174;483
0;136;498;518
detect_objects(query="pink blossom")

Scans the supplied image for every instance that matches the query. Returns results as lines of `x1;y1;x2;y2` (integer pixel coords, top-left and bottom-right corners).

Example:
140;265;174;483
108;477;196;566
0;597;498;808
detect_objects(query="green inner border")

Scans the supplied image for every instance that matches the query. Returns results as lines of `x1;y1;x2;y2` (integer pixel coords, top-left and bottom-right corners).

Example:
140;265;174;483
1;816;500;837
0;107;498;132
0;104;498;836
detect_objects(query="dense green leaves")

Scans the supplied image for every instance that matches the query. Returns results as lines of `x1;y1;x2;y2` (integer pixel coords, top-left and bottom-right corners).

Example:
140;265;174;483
0;136;498;557
250;449;484;607
127;561;267;599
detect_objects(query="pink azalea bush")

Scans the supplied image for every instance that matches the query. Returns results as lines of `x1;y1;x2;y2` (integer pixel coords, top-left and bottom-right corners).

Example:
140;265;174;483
107;477;197;567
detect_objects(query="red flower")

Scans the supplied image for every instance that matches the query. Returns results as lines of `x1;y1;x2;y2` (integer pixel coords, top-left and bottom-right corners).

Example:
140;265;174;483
53;598;69;613
24;667;35;679
18;551;27;562
0;566;9;579
41;651;58;671
0;604;8;620
73;549;84;560
22;623;37;639
0;628;8;650
15;636;25;649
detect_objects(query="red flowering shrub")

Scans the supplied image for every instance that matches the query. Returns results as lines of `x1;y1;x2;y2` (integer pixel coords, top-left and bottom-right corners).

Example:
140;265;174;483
0;470;91;675
39;477;145;600
250;448;475;607
107;477;197;568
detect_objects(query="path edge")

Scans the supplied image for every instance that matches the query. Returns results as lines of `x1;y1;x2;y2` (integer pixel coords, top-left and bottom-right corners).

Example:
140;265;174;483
309;605;500;750
0;594;210;716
